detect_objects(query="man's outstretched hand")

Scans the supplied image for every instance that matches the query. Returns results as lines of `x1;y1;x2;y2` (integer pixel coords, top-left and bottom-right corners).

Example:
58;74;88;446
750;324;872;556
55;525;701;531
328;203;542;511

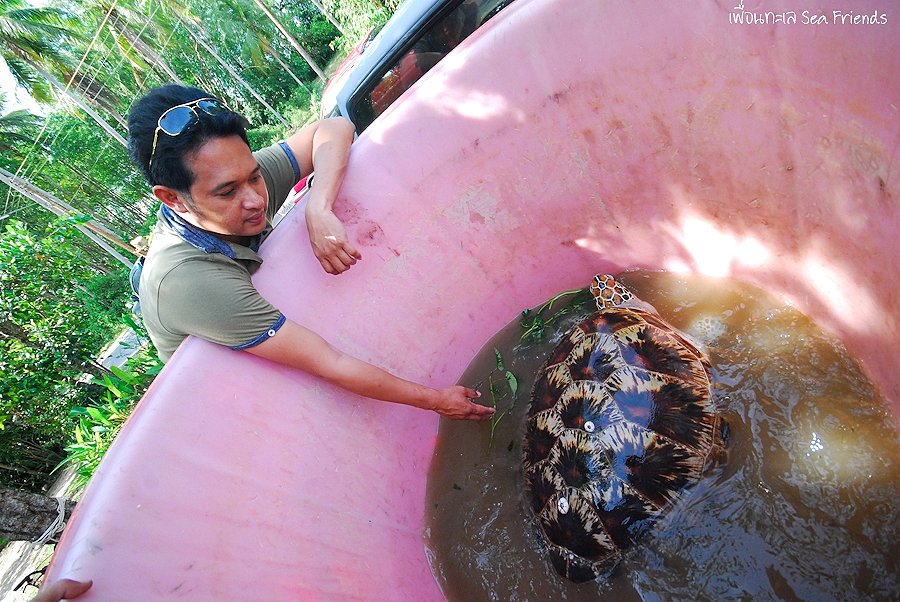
32;579;92;602
306;207;362;275
431;387;495;421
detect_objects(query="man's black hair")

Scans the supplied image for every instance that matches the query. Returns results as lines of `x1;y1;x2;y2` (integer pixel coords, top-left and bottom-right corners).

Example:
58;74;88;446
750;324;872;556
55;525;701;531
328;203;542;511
127;84;251;194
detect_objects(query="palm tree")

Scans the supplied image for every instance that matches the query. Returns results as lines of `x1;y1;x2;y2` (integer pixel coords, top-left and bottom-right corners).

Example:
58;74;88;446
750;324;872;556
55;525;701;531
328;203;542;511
0;101;36;147
0;167;136;266
84;0;182;87
0;0;126;146
0;0;127;146
166;4;290;127
251;0;326;80
218;0;312;93
0;99;136;265
308;0;346;36
0;0;69;103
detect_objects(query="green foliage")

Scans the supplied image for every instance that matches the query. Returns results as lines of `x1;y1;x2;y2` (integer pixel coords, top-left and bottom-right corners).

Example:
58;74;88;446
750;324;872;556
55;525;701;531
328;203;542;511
84;267;132;313
0;0;396;491
247;123;284;150
30;112;153;236
487;347;518;451
0;102;41;152
283;84;319;128
62;350;162;489
0;0;75;104
0;219;133;491
520;288;592;341
277;0;341;63
323;0;394;54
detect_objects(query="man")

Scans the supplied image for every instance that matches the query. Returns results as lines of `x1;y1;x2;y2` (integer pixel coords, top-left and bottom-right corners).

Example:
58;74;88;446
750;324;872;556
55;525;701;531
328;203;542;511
128;85;492;421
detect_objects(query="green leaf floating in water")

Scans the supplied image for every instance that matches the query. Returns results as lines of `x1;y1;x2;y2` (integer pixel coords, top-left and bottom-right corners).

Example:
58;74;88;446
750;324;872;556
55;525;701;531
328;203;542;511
487;374;502;451
492;349;517;398
494;347;505;371
505;370;518;398
519;287;590;341
486;349;519;452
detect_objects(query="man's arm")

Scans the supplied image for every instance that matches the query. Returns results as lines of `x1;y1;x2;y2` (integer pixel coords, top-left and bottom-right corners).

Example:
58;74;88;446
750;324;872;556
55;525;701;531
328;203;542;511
283;117;362;275
246;320;495;420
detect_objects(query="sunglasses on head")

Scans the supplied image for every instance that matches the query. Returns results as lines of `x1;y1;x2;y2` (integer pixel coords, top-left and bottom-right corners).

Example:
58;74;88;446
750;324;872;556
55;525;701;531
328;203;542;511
148;98;227;169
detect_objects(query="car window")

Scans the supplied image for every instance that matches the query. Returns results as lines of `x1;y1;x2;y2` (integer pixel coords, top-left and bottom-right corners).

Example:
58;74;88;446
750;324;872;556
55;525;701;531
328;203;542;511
350;0;514;131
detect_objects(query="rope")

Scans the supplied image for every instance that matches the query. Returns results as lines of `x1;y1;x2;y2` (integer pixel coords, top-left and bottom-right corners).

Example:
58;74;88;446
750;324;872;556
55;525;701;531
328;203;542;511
5;2;163;223
5;0;121;207
32;496;67;546
7;497;69;594
64;0;121;95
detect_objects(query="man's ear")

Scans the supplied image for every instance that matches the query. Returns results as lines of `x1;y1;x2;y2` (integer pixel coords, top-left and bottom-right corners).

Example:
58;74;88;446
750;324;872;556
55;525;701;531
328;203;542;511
152;185;190;213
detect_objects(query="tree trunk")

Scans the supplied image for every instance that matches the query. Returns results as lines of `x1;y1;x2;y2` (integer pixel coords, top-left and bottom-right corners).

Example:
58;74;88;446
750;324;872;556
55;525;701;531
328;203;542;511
12;51;127;148
172;13;290;127
267;43;311;94
0;167;136;266
242;20;311;94
63;70;128;129
106;7;183;85
40;158;149;231
0;488;75;542
308;0;346;35
252;0;326;80
0;320;37;349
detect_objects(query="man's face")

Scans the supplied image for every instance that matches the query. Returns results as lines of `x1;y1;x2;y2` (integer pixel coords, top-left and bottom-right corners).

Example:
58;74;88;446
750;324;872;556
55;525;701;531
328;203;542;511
176;135;269;242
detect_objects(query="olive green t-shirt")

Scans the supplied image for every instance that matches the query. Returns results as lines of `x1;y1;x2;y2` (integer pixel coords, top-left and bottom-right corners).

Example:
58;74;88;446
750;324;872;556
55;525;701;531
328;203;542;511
139;141;301;362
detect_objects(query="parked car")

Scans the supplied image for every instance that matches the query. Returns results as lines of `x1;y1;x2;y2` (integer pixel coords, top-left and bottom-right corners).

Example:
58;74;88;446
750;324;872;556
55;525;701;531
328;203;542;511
319;26;382;121
320;0;516;133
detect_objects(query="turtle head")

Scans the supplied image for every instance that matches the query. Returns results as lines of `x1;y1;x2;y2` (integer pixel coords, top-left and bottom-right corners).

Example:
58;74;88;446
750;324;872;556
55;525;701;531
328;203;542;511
590;274;634;310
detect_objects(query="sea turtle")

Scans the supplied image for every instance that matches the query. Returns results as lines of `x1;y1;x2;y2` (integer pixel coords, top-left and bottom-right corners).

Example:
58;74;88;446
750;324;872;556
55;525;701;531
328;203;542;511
522;274;728;582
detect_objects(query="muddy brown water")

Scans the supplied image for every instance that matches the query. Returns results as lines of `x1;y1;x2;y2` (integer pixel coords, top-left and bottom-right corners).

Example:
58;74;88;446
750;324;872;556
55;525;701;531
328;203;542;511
425;271;899;601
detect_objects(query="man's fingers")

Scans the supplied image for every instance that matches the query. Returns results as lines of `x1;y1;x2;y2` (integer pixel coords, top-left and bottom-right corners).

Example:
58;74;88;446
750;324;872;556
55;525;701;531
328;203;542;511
468;404;495;421
62;580;93;597
473;403;495;415
319;256;339;275
336;249;359;268
315;240;361;275
33;579;93;602
345;243;362;261
463;387;481;400
466;390;494;421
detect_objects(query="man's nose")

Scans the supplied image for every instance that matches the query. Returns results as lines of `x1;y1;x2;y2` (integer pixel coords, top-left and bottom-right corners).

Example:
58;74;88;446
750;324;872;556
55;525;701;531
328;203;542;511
242;187;266;209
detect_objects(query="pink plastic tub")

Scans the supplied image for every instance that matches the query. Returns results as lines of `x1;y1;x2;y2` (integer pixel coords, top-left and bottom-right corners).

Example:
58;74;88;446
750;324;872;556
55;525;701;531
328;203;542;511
47;0;898;599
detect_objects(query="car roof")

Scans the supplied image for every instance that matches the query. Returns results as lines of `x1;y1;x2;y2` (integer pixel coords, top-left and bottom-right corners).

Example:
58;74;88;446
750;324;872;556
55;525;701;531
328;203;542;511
332;0;463;122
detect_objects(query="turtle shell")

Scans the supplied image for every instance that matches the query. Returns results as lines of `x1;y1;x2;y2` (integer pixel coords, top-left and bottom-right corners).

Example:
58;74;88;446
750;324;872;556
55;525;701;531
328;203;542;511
522;305;727;582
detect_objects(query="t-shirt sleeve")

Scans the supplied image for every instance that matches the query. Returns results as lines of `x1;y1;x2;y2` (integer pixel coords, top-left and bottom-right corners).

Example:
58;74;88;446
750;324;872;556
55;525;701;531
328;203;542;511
155;258;285;351
254;142;302;217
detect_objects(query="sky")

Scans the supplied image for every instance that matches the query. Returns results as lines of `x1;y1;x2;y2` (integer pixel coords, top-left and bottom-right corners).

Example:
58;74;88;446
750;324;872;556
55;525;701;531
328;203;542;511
0;60;43;113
